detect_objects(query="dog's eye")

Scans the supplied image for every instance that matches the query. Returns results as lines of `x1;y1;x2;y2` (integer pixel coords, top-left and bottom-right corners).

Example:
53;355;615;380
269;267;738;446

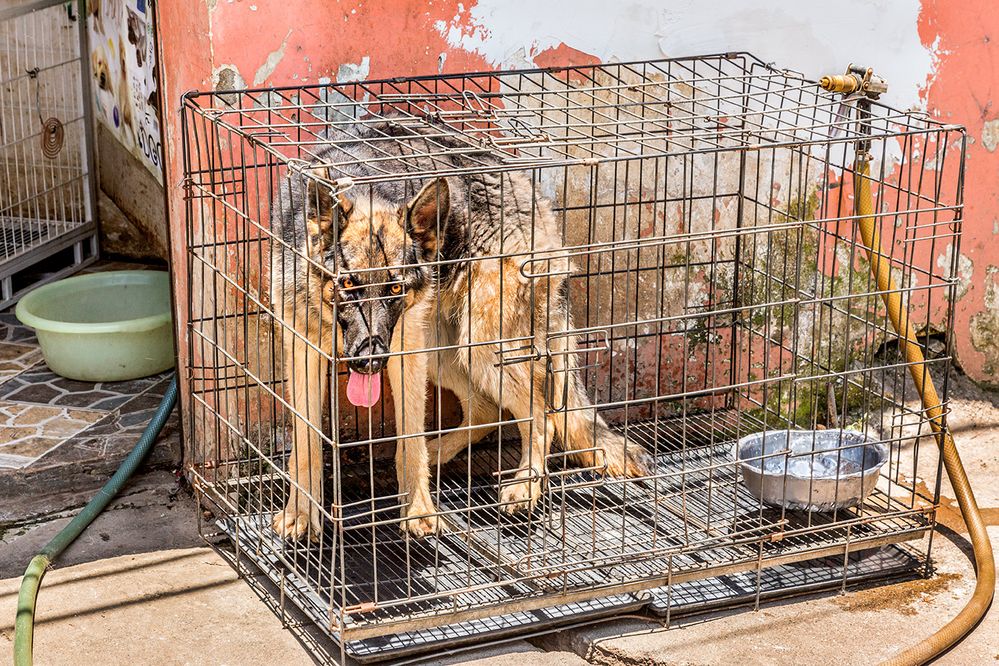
341;277;354;290
390;283;403;296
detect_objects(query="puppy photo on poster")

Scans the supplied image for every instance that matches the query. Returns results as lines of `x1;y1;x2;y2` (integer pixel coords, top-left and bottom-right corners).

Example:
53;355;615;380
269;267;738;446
87;0;162;182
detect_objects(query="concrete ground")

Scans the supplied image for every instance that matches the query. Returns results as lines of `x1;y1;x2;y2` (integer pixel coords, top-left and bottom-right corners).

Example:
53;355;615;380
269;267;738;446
1;372;997;665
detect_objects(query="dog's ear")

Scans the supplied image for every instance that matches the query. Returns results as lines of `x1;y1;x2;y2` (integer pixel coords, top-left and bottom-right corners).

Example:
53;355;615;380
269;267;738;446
405;178;449;259
304;167;350;256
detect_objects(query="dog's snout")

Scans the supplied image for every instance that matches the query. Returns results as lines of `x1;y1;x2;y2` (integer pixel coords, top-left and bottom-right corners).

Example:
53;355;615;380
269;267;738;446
348;337;388;373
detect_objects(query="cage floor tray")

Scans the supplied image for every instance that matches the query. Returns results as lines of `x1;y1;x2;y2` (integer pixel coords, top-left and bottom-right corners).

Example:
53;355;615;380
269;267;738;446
212;412;930;660
646;544;923;616
217;515;921;663
0;218;48;258
0;215;97;307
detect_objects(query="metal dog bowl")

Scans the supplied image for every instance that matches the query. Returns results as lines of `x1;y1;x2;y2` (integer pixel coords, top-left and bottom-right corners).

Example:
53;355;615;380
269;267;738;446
734;429;889;512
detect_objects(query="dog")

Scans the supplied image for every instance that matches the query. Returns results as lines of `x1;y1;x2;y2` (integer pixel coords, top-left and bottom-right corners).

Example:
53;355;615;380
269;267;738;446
269;122;650;540
89;0;104;34
116;40;133;135
89;40;133;141
126;10;147;68
90;46;112;95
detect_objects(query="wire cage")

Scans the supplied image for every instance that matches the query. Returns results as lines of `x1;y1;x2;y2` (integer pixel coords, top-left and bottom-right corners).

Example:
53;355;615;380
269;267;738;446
0;0;97;306
181;53;962;660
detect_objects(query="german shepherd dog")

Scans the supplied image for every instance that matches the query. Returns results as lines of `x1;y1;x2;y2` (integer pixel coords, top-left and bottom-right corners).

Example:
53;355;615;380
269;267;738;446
270;122;650;540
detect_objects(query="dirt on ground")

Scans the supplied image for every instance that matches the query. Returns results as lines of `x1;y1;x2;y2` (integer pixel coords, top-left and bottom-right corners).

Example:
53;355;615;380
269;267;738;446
832;572;963;616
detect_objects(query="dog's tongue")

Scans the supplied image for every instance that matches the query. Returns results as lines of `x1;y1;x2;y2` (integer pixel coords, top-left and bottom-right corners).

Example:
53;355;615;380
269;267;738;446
346;371;381;408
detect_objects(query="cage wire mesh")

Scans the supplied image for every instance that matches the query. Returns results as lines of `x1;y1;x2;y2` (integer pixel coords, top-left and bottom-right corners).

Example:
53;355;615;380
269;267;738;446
0;1;97;304
181;53;962;658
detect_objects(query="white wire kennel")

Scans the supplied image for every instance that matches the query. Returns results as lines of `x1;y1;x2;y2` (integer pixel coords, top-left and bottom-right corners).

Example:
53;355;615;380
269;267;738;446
0;0;97;306
181;53;962;660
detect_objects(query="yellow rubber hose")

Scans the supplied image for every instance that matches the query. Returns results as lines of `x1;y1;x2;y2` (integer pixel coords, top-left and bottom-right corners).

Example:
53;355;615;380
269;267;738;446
853;158;995;665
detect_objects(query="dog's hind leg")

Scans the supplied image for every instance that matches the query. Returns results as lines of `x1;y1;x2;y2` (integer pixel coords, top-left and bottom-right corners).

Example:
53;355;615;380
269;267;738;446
426;392;499;466
273;328;327;541
546;326;652;479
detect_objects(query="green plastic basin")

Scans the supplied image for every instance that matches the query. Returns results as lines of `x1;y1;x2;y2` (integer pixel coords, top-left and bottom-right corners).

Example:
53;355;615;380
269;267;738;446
15;271;175;381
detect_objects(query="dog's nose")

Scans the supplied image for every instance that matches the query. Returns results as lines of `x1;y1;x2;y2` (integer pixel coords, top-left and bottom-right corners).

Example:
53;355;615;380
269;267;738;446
348;337;388;374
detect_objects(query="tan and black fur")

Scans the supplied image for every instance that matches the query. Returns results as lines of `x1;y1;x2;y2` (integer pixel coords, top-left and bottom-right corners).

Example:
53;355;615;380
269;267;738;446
270;122;650;540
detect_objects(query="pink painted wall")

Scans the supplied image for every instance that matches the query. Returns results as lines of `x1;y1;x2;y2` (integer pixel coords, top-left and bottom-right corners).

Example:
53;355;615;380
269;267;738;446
919;0;999;382
155;0;999;388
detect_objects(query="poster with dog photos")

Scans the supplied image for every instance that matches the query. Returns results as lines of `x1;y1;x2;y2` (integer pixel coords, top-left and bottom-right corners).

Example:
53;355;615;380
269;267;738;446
87;0;162;182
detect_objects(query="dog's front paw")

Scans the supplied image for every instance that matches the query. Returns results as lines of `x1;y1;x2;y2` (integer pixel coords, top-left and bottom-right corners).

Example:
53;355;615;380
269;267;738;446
400;494;441;538
500;469;543;514
273;496;321;541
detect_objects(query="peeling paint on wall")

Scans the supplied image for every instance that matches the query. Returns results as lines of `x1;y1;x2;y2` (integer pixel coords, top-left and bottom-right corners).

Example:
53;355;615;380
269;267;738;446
253;30;292;86
918;0;999;385
337;56;370;83
432;0;930;108
969;266;999;382
982;119;999;153
211;63;246;106
213;63;245;90
938;244;975;301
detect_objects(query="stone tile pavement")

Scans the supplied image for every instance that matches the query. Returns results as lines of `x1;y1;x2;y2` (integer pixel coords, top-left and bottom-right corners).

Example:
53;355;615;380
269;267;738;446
0;263;180;522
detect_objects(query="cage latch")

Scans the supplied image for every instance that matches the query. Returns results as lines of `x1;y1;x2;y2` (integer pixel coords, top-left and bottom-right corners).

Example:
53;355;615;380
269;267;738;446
493;342;543;368
543;329;610;412
343;601;379;616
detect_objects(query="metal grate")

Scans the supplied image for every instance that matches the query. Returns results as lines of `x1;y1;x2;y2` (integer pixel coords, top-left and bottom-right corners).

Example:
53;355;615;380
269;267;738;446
214;510;922;663
181;53;961;660
0;0;98;305
205;410;930;642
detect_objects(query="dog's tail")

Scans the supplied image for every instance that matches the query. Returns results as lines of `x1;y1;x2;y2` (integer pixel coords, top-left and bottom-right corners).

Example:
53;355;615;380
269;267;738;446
546;338;652;478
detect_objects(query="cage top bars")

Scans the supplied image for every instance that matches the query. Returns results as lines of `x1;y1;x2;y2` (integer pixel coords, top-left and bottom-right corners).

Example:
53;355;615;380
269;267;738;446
181;52;958;188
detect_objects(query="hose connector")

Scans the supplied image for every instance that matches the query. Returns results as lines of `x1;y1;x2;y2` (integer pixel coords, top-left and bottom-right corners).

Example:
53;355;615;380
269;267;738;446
819;73;861;94
819;64;887;99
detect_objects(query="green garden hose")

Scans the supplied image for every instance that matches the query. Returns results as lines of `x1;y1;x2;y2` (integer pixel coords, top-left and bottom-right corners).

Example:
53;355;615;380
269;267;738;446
13;375;178;666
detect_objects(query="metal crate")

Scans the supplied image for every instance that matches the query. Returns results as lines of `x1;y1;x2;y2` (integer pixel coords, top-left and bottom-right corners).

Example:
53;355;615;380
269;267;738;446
180;53;960;661
0;0;98;306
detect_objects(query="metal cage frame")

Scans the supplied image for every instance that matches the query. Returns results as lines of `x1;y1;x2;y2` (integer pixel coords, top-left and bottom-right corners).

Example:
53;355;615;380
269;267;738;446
0;0;98;305
180;52;962;661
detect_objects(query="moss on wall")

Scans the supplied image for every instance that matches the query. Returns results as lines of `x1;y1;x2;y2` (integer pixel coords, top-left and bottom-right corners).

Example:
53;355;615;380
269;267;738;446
739;186;893;429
